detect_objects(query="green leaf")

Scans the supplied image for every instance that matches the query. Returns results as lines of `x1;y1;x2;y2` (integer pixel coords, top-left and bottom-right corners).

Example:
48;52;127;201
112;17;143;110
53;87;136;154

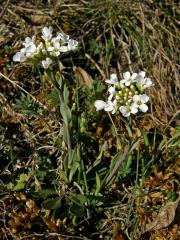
141;129;149;147
63;84;69;105
56;73;63;89
31;189;57;199
69;148;80;182
60;103;72;126
54;205;69;219
69;203;85;217
42;197;62;210
109;152;121;171
167;191;177;201
62;123;68;144
119;155;132;177
47;89;60;108
13;173;28;191
63;154;69;177
71;193;87;206
129;138;141;153
84;194;107;203
95;172;101;194
35;169;47;180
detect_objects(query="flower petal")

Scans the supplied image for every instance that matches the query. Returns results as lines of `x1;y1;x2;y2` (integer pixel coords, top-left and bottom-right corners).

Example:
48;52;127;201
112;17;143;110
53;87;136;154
42;26;53;40
139;104;148;112
119;106;130;117
131;106;138;114
94;100;107;111
120;79;126;84
58;33;70;43
125;81;131;86
68;39;78;50
133;95;140;102
131;73;138;80
59;46;69;52
104;100;117;113
139;71;146;78
104;105;114;112
108;94;114;101
145;78;153;88
140;94;149;103
123;71;131;79
110;73;117;81
105;73;118;84
42;57;52;69
108;86;115;94
48;47;54;52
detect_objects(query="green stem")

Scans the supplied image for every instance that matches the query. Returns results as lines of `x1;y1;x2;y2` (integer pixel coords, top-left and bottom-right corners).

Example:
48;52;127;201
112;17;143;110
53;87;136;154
78;143;89;194
107;112;118;137
46;70;72;174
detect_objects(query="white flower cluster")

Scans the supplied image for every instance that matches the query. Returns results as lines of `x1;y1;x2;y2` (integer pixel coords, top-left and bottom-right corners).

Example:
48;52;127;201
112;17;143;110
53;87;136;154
13;26;78;69
94;71;153;117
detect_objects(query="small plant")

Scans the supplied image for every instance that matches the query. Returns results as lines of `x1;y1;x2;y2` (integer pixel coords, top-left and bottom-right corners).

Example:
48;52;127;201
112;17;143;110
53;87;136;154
12;26;155;217
13;26;78;183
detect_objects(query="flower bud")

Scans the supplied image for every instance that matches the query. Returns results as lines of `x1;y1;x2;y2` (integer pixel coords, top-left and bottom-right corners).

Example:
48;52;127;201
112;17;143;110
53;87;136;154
130;85;135;90
120;83;125;89
118;90;123;96
125;88;129;93
116;83;121;90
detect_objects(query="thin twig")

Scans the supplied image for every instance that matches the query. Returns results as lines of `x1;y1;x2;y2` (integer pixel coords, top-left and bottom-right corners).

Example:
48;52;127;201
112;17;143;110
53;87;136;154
0;0;10;19
85;53;106;79
20;232;91;239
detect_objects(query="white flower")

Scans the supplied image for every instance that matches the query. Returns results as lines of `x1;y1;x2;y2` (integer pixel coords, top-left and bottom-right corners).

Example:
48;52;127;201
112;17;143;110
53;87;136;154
68;39;78;50
42;57;52;69
94;100;117;114
132;94;149;112
13;50;26;62
47;41;61;56
120;72;138;86
59;46;68;53
104;100;117;114
22;36;36;48
105;73;118;84
137;77;153;89
13;36;37;62
59;39;78;52
94;100;108;111
42;26;53;41
138;71;146;78
136;72;153;89
119;105;138;117
24;45;37;58
20;36;37;59
57;33;70;43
